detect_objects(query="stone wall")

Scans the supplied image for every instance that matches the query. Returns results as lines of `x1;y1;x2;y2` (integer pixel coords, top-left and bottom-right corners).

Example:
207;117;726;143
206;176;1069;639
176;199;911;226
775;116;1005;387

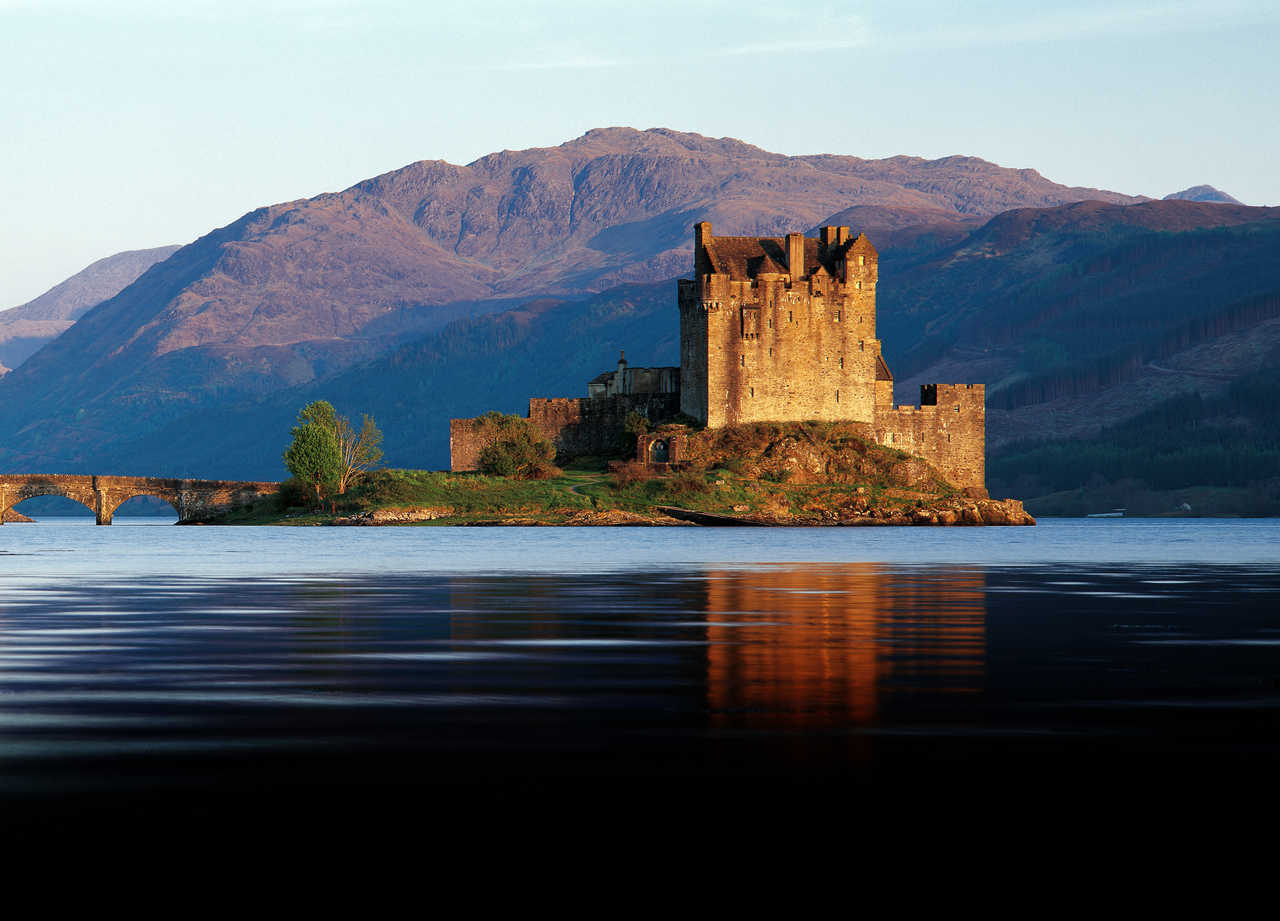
871;384;986;492
450;393;681;471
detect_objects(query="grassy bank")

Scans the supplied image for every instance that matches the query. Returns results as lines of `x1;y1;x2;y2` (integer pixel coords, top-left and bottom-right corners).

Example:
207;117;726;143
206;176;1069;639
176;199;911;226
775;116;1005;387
211;463;951;526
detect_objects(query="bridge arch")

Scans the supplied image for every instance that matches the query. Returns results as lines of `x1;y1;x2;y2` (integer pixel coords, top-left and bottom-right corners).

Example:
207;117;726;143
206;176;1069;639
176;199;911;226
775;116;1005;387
2;481;99;520
0;474;279;525
101;492;184;523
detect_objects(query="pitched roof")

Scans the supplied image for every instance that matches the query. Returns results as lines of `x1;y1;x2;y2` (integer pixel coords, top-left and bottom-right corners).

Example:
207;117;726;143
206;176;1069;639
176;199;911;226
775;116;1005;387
700;233;869;281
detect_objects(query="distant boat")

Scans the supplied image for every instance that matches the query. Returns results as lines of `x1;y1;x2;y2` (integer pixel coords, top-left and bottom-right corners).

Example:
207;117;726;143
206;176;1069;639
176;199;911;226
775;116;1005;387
1086;508;1126;518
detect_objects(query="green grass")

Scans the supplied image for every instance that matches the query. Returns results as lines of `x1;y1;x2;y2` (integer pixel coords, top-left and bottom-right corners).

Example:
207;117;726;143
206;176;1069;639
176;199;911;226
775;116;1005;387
210;464;928;525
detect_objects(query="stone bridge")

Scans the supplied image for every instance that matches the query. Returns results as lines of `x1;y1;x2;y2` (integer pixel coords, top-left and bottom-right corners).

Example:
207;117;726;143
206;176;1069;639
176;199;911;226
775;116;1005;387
0;474;279;525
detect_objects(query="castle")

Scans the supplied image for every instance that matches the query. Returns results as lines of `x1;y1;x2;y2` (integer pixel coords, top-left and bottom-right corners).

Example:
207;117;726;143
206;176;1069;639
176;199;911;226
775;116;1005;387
451;222;985;492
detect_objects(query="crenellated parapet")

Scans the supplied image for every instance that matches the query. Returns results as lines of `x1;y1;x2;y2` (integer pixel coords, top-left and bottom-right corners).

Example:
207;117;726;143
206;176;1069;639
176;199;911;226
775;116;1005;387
871;384;986;493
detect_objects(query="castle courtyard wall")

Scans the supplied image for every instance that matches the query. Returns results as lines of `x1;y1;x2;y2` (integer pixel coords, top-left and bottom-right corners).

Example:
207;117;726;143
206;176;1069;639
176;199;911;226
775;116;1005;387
871;384;986;492
450;393;680;471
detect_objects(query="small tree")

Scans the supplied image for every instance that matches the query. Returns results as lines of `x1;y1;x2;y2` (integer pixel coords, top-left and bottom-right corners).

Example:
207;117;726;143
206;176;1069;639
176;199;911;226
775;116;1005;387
334;413;384;495
284;404;341;504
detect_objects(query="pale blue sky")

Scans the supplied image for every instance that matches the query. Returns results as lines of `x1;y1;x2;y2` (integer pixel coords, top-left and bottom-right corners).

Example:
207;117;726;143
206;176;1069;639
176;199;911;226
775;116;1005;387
2;0;1277;307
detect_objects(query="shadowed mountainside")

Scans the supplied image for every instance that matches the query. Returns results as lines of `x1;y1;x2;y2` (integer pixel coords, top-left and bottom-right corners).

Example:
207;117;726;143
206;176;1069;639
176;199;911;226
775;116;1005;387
0;245;179;372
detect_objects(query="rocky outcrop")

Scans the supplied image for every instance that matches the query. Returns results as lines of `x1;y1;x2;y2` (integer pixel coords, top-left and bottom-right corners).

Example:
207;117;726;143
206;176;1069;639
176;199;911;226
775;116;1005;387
1;508;33;523
334;506;455;525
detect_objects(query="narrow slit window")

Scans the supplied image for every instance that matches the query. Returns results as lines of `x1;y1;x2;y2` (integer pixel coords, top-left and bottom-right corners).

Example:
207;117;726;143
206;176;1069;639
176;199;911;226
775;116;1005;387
788;310;793;322
835;389;840;403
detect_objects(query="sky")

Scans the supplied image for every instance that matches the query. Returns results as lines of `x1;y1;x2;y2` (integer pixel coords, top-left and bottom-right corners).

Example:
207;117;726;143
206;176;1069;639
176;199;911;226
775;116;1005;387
2;0;1277;307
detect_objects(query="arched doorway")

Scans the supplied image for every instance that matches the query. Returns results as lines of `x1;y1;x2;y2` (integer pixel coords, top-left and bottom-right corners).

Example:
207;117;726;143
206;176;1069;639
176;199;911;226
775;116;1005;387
649;439;670;464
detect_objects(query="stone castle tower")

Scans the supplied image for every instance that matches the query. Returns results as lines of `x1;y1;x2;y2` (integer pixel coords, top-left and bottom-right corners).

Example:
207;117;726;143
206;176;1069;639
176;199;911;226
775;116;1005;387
678;222;985;491
679;222;888;426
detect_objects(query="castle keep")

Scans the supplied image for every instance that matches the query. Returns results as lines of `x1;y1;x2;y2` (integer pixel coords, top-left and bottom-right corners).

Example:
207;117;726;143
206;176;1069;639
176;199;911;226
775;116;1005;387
451;222;985;492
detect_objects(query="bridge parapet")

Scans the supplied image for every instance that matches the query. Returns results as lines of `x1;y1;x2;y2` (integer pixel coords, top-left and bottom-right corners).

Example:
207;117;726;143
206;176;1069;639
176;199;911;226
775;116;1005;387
0;474;279;525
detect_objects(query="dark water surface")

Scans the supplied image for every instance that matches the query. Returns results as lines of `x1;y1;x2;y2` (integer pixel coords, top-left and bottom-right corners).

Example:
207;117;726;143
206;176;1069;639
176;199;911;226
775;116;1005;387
2;519;1278;840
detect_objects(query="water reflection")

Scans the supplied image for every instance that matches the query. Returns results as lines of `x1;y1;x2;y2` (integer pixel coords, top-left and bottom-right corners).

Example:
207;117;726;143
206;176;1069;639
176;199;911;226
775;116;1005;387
703;564;985;728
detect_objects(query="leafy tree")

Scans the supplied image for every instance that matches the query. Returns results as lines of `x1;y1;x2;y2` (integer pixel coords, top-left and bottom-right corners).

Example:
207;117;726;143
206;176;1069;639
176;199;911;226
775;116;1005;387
283;400;384;501
283;404;340;504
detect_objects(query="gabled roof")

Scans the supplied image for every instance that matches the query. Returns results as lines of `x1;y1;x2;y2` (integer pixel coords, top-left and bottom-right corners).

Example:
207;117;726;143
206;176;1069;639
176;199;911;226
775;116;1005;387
700;233;871;281
751;253;787;275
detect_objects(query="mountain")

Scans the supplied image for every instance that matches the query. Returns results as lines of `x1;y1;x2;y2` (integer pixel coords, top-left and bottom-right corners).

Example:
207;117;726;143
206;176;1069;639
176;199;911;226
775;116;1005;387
0;128;1145;472
10;197;1273;499
0;245;180;372
1164;185;1243;204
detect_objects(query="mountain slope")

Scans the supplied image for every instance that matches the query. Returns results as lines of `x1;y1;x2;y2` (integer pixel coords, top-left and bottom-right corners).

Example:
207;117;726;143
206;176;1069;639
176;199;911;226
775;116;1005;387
33;197;1280;484
0;245;179;372
0;128;1144;469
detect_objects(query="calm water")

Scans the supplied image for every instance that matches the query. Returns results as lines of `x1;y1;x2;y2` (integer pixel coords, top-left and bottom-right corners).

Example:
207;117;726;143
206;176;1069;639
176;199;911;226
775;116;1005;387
2;518;1278;837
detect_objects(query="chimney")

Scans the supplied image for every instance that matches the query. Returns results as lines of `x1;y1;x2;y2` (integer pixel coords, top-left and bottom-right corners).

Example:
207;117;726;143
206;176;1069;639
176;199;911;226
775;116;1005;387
786;232;805;282
694;221;713;276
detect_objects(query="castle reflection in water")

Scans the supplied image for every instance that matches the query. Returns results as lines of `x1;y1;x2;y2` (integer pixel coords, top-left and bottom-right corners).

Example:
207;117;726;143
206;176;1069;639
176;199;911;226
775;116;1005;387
703;565;985;728
446;563;986;730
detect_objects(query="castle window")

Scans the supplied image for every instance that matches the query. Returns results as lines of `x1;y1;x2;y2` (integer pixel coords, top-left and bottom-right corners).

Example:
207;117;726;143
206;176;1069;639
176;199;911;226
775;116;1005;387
840;356;844;369
947;433;952;443
750;387;754;398
835;389;840;403
769;347;773;357
835;310;841;322
856;282;862;291
954;405;960;413
858;255;865;266
859;341;864;352
741;354;745;367
788;311;793;322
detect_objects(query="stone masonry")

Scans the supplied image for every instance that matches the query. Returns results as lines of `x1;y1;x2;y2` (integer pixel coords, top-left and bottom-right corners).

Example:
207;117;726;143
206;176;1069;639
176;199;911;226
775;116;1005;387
680;222;985;491
0;474;278;525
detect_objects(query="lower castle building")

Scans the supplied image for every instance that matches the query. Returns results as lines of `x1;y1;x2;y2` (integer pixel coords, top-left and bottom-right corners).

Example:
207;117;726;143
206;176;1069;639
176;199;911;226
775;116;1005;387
451;222;985;493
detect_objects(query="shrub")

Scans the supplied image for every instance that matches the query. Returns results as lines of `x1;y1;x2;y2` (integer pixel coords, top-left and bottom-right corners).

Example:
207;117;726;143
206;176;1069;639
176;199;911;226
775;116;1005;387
667;469;709;495
474;412;558;479
611;460;651;488
278;477;313;509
